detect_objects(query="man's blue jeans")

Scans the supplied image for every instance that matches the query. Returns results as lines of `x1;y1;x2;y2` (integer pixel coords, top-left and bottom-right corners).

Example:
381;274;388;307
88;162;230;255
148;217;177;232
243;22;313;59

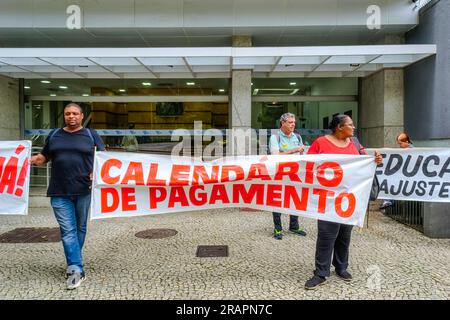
51;194;91;273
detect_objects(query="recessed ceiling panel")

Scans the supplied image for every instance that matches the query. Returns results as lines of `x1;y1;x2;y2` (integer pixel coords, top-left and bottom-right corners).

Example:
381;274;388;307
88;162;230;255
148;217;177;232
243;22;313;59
29;65;67;73
192;65;229;72
0;58;49;66
316;64;355;72
274;65;314;72
370;54;414;64
73;65;110;73
279;56;324;65
89;57;141;66
152;65;189;72
41;57;95;66
233;57;277;65
110;66;149;73
0;66;29;72
138;57;185;66
186;57;230;65
325;55;379;64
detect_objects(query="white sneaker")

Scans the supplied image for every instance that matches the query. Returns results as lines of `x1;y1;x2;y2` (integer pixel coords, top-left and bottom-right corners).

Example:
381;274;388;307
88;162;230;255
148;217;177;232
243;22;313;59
67;272;86;290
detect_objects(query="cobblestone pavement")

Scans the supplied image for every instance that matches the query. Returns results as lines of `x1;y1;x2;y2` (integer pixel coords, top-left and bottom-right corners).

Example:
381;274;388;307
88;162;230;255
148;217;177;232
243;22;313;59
0;206;449;300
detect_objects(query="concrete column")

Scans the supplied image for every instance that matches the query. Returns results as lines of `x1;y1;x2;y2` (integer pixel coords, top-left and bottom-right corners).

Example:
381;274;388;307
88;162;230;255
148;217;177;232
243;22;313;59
229;70;252;155
359;69;404;148
0;75;20;140
423;202;450;238
229;36;253;155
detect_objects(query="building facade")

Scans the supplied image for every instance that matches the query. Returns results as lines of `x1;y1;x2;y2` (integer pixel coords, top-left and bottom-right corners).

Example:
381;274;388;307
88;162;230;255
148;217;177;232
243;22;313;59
0;0;445;147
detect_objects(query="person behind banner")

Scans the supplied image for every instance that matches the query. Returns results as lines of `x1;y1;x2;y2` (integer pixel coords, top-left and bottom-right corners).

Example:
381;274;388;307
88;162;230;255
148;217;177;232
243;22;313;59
121;123;139;152
30;103;105;290
379;132;414;210
269;112;307;240
304;114;382;290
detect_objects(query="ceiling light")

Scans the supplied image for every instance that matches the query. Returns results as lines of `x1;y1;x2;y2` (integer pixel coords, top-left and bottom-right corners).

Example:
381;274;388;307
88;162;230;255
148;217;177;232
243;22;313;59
24;86;30;89
41;80;51;84
119;89;126;92
219;89;225;92
266;102;283;108
251;82;253;86
82;94;90;97
142;82;151;86
290;82;296;86
59;85;68;89
50;94;56;96
186;82;195;86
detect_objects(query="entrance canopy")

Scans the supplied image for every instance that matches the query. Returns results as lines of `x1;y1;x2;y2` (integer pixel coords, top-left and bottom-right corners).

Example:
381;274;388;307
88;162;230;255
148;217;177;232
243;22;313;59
0;45;436;79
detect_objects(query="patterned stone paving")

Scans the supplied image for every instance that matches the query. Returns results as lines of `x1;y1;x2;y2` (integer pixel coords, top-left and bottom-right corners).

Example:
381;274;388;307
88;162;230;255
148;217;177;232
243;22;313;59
0;206;448;300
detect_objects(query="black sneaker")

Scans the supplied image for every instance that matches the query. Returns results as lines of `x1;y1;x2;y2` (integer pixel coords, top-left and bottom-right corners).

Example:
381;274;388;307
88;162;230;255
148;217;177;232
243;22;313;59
304;275;326;290
273;229;283;240
289;228;307;236
336;270;352;282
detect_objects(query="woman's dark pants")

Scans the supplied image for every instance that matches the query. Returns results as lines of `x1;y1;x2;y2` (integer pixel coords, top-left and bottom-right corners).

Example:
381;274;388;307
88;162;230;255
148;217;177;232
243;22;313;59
314;220;353;278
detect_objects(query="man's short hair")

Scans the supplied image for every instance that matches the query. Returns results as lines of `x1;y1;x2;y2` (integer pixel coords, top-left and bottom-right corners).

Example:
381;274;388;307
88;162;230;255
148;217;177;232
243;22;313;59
64;103;83;114
279;112;296;126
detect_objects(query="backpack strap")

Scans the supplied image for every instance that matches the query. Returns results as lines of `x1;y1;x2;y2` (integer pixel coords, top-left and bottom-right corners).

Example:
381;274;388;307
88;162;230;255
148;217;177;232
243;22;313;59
48;128;61;142
270;131;303;154
294;131;303;146
351;137;365;155
85;127;95;145
48;127;96;145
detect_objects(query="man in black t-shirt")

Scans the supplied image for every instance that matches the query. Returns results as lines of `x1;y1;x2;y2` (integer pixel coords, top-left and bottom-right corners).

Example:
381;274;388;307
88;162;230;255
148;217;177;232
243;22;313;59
31;103;105;290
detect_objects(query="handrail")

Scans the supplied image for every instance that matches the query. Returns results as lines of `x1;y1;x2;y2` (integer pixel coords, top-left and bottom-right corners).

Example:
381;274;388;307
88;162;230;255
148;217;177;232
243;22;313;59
83;112;92;128
30;123;50;143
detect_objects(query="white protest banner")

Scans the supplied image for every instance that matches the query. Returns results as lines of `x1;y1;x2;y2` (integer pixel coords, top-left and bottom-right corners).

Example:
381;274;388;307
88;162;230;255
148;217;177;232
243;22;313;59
373;148;450;202
0;141;31;215
91;152;376;227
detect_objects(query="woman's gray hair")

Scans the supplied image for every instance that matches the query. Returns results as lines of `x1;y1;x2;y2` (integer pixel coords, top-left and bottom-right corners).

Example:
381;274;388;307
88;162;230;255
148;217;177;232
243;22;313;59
279;112;296;126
